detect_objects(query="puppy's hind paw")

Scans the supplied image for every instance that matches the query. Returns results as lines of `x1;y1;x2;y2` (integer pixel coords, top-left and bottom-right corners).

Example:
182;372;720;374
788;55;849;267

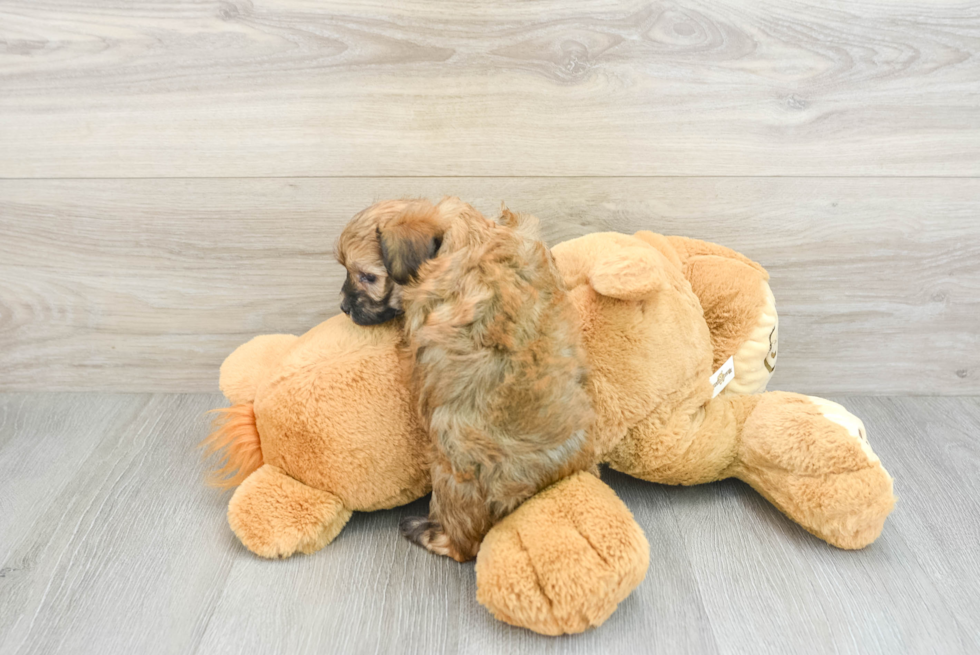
399;516;432;545
399;516;470;561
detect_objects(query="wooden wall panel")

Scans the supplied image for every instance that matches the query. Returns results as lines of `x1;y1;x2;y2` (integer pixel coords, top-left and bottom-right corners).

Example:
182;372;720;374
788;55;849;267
1;0;978;177
2;177;977;393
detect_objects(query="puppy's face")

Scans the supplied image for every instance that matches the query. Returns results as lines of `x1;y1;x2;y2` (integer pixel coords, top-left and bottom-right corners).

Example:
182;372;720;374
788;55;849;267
337;239;402;326
335;200;444;326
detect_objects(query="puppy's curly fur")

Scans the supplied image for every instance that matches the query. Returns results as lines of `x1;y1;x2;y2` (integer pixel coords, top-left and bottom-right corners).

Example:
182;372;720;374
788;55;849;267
336;197;595;562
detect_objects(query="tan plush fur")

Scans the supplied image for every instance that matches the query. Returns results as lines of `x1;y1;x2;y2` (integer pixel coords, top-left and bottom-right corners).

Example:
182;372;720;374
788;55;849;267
475;472;649;635
219;334;298;406
228;464;352;558
204;225;896;635
335;199;594;562
730;392;895;549
215;316;431;516
257;317;430;513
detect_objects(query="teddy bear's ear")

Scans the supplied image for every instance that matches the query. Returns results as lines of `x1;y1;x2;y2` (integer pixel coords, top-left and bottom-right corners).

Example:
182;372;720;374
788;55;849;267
588;246;666;301
378;207;444;285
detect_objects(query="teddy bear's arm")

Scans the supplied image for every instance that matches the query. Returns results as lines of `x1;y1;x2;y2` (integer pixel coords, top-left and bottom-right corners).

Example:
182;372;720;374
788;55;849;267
474;471;649;635
228;464;353;558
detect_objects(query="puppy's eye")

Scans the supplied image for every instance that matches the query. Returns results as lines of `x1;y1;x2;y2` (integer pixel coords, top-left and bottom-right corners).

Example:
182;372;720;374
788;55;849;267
358;272;377;284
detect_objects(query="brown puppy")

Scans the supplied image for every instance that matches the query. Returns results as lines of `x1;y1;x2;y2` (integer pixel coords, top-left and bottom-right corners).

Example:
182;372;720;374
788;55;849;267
335;197;595;562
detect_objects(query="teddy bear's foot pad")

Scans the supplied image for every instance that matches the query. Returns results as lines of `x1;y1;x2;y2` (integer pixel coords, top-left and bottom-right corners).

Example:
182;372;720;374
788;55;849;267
737;393;896;550
228;464;352;558
474;472;649;635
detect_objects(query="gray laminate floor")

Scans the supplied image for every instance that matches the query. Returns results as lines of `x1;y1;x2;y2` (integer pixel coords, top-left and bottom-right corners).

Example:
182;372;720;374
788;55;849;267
0;394;977;655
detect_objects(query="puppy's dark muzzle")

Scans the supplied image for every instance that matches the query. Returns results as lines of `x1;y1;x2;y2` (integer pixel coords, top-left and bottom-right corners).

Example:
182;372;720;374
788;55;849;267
348;302;403;326
340;296;352;316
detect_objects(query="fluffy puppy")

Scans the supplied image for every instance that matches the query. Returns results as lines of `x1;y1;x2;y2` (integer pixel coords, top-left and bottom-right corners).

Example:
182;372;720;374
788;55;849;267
335;197;595;562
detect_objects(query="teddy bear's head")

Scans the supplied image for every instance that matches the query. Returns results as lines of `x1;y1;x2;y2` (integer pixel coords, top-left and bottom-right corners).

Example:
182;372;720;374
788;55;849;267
215;315;431;512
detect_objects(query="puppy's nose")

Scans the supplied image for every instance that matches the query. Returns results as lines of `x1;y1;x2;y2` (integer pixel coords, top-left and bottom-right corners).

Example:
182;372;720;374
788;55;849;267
340;297;351;315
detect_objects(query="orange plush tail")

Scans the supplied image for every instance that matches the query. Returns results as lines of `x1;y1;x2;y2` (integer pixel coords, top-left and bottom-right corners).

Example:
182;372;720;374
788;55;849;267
200;403;264;490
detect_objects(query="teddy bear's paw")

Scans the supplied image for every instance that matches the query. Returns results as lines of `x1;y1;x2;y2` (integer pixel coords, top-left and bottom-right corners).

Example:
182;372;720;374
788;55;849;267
805;396;877;463
228;464;352;559
738;393;896;550
474;472;649;635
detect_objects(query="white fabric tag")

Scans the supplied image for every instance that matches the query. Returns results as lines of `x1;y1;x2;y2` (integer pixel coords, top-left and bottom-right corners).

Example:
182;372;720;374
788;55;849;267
711;356;735;398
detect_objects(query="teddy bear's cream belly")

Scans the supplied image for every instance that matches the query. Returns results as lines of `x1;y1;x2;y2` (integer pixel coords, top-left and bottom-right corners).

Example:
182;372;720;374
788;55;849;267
723;280;778;396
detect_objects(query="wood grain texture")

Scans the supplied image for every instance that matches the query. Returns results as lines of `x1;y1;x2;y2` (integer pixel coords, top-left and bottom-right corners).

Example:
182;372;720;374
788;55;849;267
1;394;978;654
0;393;235;655
0;394;148;566
197;479;719;655
1;0;979;177
2;177;978;394
843;396;980;646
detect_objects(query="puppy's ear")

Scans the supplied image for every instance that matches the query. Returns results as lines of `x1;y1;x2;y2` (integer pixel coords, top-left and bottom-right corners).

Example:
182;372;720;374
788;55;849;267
379;210;444;284
500;203;520;228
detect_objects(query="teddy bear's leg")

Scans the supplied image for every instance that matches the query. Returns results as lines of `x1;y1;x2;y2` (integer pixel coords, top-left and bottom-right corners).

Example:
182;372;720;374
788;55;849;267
632;232;779;395
606;391;894;550
227;464;353;558
474;472;649;635
728;392;896;549
604;390;754;486
685;256;778;395
219;334;299;405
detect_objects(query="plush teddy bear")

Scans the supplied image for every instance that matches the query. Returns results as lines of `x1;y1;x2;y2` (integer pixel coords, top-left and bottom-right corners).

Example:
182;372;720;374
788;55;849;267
203;231;895;636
